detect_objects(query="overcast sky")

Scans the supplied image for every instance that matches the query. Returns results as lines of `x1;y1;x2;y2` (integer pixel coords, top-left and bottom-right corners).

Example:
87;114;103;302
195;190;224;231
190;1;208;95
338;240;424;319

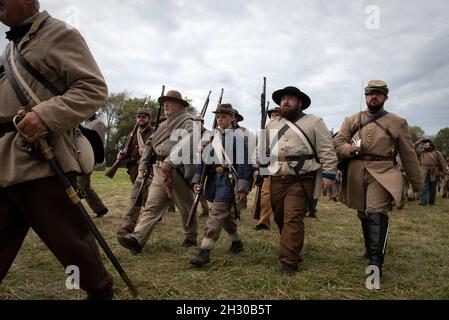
1;0;448;134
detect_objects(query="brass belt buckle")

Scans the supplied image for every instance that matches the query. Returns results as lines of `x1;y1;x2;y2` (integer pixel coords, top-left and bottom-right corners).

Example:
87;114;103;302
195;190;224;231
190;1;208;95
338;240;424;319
215;167;224;174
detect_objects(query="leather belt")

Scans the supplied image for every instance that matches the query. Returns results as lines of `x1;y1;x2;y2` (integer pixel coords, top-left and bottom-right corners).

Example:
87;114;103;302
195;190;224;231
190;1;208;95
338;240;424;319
271;171;316;181
285;155;315;162
354;154;394;162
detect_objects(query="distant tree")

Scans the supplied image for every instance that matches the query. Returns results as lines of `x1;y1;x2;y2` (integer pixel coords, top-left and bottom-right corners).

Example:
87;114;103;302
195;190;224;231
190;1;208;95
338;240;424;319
409;126;425;143
100;92;199;166
98;92;129;165
433;128;449;157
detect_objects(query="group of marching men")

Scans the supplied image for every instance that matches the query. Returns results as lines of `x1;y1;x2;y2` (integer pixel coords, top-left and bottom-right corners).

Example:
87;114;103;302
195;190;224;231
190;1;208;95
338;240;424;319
85;80;446;278
2;3;449;299
80;81;449;280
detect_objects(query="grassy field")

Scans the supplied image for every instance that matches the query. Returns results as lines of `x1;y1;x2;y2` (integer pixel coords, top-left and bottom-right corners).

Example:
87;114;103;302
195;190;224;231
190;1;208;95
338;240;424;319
1;169;448;300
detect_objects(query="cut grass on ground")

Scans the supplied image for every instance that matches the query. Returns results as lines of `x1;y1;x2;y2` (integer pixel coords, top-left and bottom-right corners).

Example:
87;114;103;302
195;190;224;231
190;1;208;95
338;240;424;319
1;169;448;300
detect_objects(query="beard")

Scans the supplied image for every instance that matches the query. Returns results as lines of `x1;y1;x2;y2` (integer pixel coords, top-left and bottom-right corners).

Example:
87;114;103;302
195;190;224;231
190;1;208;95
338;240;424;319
367;102;384;113
138;121;149;129
280;105;301;121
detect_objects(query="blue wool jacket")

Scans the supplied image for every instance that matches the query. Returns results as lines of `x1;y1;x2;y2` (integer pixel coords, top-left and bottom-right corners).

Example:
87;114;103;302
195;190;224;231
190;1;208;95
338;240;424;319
193;128;253;202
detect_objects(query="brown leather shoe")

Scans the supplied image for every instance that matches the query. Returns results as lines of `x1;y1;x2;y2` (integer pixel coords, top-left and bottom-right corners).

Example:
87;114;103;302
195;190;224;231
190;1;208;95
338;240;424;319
118;235;142;255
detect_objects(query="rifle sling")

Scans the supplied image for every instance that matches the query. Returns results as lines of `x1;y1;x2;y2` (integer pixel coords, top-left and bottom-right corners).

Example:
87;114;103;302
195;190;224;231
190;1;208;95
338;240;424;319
14;45;62;96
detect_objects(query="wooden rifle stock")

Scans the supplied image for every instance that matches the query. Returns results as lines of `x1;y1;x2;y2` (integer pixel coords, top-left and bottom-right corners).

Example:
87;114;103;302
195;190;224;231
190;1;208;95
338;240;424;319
105;123;139;179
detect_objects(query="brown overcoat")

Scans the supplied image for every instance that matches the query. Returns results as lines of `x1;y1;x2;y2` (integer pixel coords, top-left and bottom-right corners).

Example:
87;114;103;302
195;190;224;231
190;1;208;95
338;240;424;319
334;110;423;211
0;11;107;187
417;150;448;182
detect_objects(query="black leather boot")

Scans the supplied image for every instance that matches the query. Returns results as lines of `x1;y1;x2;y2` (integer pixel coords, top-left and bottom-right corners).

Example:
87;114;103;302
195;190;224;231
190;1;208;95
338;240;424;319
360;218;369;259
366;213;389;274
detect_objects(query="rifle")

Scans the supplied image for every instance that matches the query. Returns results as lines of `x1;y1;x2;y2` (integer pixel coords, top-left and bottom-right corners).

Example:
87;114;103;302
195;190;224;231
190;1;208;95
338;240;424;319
186;89;223;228
105;96;151;179
13;110;138;298
133;85;165;207
252;77;268;220
200;91;212;117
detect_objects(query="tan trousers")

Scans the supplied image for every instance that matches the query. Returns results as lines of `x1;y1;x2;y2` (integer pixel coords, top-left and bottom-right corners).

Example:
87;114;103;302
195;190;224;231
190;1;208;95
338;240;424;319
132;164;198;246
200;201;240;250
77;173;107;214
270;175;314;268
117;175;151;237
257;177;272;226
358;171;392;219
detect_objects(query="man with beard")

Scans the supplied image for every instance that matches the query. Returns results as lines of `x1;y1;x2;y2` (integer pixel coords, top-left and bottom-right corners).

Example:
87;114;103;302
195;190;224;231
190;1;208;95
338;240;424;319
334;80;423;276
116;107;154;240
265;86;338;275
414;139;447;205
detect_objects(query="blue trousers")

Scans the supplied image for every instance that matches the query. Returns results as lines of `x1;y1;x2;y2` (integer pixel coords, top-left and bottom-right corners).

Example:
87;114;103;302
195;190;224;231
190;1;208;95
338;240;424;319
420;172;437;204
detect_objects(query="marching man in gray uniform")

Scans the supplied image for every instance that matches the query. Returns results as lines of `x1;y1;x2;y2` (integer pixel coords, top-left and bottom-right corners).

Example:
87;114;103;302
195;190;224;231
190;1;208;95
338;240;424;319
118;90;198;255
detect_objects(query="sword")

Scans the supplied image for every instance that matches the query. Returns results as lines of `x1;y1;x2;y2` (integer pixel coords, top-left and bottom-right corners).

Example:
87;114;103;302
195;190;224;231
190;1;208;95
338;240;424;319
13;110;139;299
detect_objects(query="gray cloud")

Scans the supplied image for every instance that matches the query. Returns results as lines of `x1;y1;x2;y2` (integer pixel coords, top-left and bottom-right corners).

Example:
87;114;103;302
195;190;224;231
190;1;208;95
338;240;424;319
1;0;448;135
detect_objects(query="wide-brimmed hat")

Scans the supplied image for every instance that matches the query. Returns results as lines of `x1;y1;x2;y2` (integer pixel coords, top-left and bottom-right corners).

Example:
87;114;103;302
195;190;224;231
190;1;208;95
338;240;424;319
233;109;244;122
135;107;152;118
158;90;189;108
213;104;235;117
272;86;311;110
267;107;280;118
365;80;389;95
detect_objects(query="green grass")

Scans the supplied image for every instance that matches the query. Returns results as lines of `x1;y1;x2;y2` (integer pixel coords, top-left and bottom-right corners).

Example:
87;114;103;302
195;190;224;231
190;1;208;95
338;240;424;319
1;169;448;300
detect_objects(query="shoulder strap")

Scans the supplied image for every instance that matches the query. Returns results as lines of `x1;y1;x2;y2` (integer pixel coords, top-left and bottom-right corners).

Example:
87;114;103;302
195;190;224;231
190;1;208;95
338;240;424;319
269;113;305;149
350;110;389;138
373;119;397;147
287;119;321;164
1;45;29;107
14;45;62;96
